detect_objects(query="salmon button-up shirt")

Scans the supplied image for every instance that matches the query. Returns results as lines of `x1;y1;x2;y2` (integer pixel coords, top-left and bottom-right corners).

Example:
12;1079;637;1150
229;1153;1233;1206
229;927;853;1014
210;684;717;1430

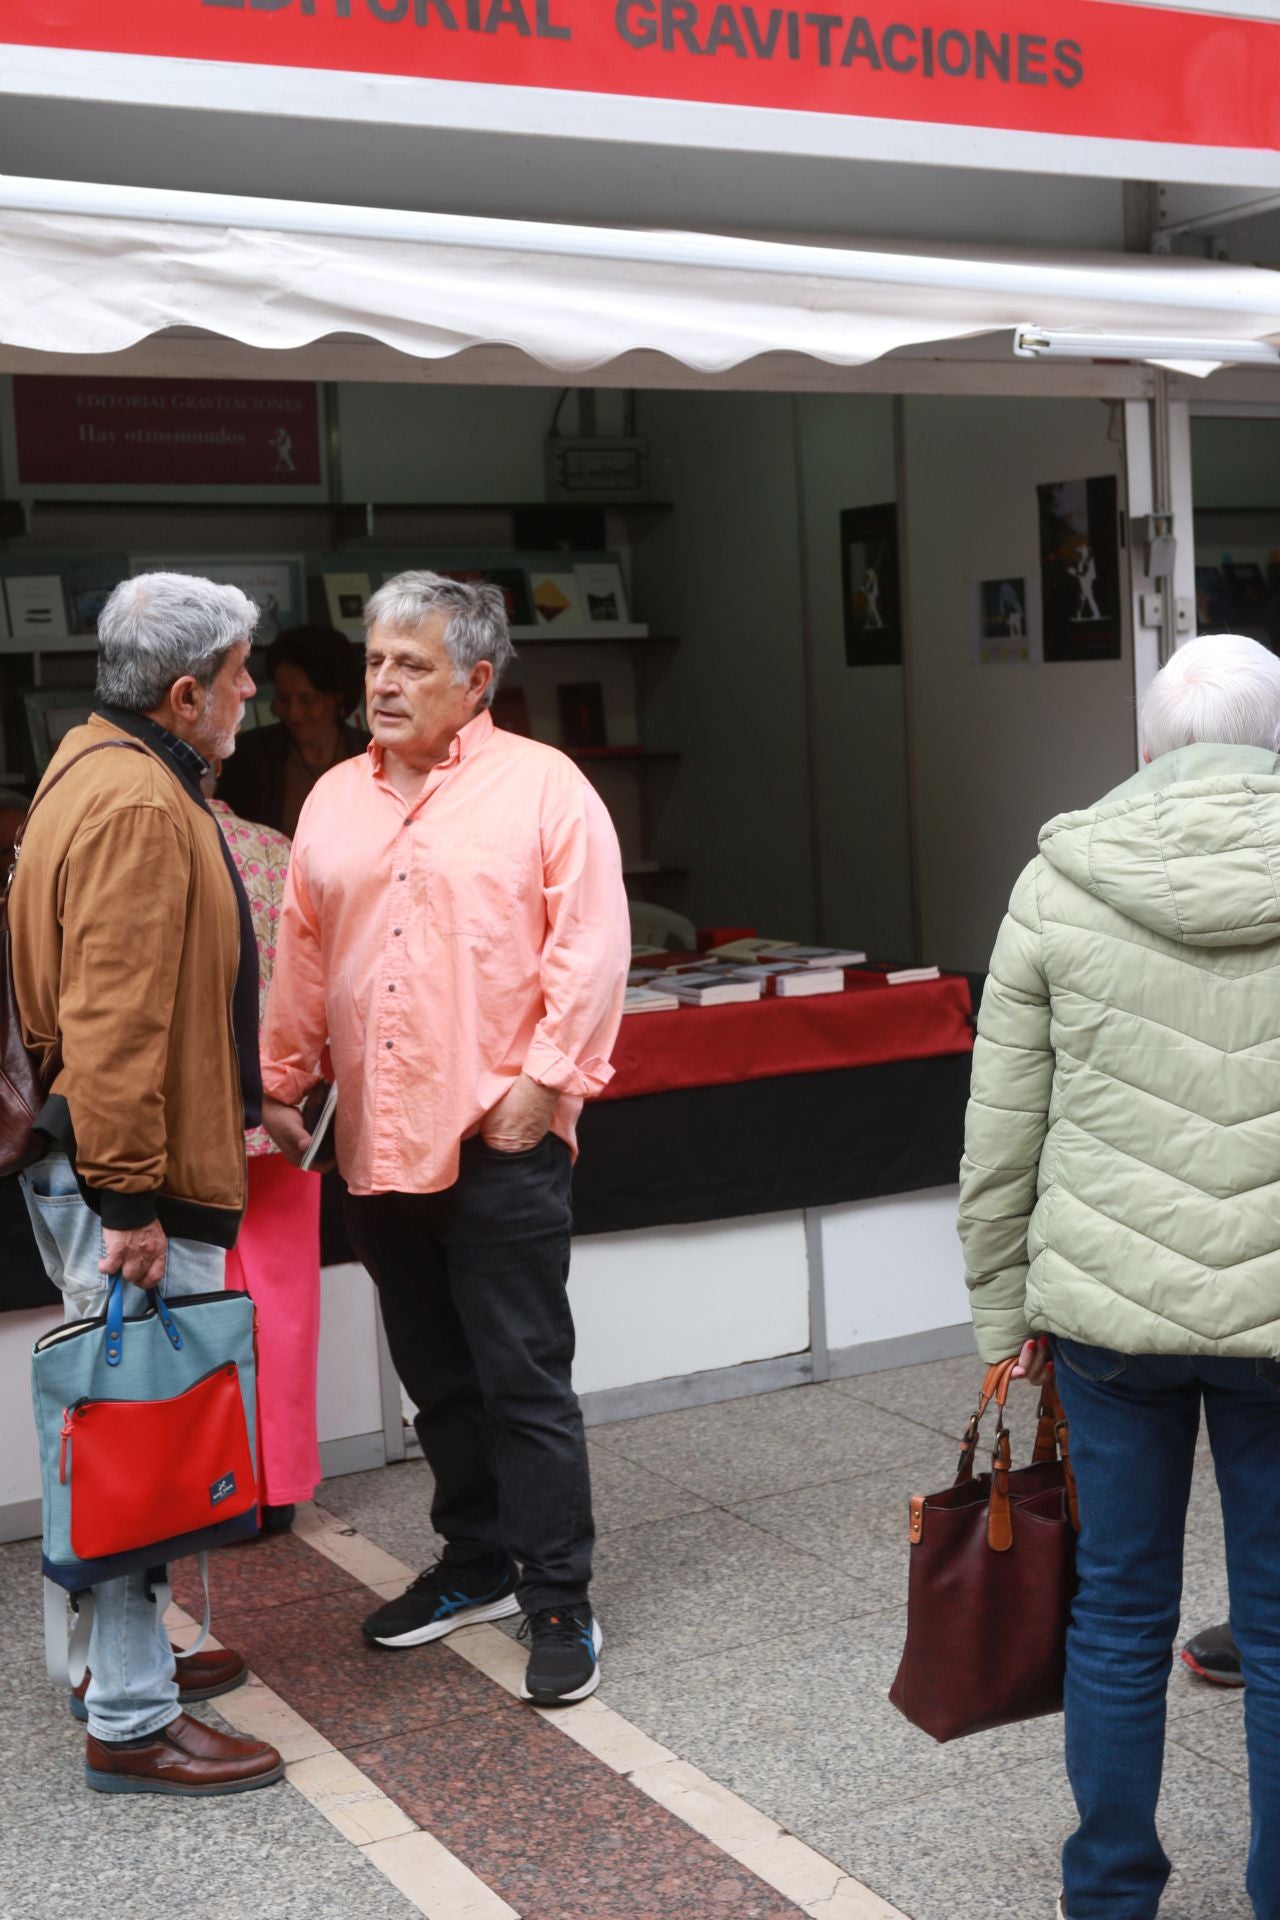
259;711;631;1196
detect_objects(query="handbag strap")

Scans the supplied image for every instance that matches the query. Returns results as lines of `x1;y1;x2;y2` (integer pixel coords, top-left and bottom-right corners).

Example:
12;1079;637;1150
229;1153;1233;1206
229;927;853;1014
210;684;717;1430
43;1554;212;1692
951;1358;1081;1547
104;1274;184;1367
148;1555;213;1661
7;738;151;889
44;1578;94;1690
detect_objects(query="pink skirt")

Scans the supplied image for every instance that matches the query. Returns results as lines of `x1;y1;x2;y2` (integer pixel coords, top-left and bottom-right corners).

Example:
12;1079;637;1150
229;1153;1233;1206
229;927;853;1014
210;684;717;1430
224;1153;322;1507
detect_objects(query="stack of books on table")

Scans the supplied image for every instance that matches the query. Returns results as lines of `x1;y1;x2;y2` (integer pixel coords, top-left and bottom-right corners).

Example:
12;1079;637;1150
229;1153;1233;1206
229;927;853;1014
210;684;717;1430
656;960;764;1007
707;938;868;997
623;983;681;1015
884;965;941;985
735;961;845;998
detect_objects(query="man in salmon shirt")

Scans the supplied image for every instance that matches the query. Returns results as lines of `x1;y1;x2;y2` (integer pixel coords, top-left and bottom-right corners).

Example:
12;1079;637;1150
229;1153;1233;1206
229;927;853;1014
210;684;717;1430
261;570;630;1706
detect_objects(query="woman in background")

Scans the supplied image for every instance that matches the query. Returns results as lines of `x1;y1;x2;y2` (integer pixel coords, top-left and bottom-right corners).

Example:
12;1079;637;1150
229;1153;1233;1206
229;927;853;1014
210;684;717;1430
207;777;323;1529
218;624;368;837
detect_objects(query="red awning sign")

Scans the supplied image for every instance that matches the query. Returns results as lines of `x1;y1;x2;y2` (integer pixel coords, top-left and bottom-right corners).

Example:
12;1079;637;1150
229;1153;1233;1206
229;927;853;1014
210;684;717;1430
4;0;1278;154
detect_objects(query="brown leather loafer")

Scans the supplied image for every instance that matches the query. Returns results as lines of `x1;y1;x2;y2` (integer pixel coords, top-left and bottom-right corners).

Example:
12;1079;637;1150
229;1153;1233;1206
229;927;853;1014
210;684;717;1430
70;1645;248;1722
85;1712;284;1795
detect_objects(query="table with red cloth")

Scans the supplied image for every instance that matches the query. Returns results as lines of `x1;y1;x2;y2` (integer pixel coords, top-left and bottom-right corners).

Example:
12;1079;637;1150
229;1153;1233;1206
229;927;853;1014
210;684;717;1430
1;973;979;1305
571;971;976;1236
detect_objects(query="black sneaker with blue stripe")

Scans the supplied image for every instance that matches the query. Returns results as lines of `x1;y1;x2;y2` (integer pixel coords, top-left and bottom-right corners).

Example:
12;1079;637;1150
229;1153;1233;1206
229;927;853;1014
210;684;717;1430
362;1559;519;1649
518;1604;602;1705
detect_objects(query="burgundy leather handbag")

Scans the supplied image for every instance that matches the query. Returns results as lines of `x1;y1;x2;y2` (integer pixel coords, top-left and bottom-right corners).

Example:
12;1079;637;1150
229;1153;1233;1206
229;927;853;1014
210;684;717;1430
0;739;149;1177
889;1357;1080;1743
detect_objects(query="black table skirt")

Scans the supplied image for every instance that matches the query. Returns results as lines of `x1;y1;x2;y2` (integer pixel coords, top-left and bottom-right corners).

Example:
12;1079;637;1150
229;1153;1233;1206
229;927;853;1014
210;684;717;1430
1;1051;972;1309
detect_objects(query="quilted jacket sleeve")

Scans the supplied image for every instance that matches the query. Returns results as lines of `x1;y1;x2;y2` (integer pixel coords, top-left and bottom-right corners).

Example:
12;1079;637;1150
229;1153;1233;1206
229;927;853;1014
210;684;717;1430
958;859;1054;1362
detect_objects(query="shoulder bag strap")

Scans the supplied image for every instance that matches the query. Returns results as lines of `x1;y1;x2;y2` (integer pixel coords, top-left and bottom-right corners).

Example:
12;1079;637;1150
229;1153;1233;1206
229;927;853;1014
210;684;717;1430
9;738;153;874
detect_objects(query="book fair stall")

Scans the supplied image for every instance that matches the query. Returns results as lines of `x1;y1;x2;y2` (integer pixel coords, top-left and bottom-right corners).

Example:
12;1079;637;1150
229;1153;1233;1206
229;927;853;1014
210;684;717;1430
3;0;1280;1539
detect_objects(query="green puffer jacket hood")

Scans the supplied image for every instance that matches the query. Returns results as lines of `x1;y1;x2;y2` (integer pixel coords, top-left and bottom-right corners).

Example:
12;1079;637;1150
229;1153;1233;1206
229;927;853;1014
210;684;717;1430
958;742;1280;1363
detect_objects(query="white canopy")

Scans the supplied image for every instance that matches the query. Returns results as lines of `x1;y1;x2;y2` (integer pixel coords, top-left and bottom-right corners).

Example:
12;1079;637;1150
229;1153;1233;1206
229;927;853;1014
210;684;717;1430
2;175;1280;376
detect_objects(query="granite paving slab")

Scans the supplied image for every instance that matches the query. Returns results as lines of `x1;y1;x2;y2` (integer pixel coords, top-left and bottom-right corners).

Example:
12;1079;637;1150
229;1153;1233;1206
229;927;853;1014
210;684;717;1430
4;1771;424;1920
171;1526;363;1620
590;1505;894;1679
589;1381;944;1507
808;1740;1254;1920
348;1701;809;1920
212;1586;498;1751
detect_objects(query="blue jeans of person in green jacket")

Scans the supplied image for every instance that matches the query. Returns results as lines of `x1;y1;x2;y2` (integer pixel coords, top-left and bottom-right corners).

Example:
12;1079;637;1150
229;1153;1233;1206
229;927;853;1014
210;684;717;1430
1051;1337;1280;1920
20;1151;225;1743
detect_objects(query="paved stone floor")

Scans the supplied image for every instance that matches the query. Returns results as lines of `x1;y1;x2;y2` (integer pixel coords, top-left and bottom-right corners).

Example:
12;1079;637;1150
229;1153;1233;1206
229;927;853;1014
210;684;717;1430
0;1356;1254;1920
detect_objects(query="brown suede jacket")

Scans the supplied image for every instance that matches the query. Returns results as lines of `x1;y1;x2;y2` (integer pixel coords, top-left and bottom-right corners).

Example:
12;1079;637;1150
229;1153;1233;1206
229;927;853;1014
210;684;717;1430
11;714;248;1245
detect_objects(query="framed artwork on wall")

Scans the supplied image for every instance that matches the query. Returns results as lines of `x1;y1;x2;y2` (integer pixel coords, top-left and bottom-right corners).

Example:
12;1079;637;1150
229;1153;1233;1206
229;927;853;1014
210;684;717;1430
974;578;1031;665
1037;476;1121;662
840;504;902;667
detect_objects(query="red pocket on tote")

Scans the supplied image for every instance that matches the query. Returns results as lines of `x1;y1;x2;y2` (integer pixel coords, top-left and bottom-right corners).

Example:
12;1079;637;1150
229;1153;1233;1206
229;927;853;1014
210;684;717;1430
62;1362;257;1560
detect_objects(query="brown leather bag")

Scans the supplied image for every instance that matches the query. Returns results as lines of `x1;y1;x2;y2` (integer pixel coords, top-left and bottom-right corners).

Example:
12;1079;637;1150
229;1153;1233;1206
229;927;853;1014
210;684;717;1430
0;739;150;1178
888;1356;1080;1743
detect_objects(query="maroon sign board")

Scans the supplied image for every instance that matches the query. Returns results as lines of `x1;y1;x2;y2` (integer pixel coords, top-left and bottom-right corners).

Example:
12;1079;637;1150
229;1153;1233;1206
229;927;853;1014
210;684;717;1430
12;377;323;487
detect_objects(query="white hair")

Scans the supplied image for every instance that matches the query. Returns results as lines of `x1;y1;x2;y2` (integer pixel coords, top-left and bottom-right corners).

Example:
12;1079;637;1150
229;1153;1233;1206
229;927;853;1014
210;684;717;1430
364;570;514;709
96;572;258;714
1141;633;1280;761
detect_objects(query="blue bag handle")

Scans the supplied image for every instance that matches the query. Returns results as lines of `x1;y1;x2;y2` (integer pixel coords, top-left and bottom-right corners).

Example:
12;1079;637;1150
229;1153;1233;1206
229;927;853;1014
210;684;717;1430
104;1274;184;1368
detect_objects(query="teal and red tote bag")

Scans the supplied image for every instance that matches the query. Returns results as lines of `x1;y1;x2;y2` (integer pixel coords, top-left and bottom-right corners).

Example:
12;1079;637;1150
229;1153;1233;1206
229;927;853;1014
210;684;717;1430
31;1277;259;1592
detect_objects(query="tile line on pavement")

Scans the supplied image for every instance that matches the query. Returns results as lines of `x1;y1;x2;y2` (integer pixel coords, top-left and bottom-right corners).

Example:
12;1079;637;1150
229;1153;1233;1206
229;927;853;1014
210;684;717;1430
294;1501;910;1920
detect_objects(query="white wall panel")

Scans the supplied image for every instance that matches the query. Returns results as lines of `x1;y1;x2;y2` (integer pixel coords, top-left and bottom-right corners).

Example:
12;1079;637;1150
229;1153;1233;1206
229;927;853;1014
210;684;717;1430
316;1262;384;1447
568;1213;810;1396
822;1186;968;1351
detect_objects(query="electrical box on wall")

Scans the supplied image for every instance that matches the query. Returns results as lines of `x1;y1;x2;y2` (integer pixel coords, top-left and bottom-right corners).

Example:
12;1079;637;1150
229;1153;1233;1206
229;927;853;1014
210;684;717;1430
545;437;651;504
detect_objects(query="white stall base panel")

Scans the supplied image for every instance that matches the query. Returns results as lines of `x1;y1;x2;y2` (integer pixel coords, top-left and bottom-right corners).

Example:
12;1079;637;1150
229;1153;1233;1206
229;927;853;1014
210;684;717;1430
822;1186;969;1351
568;1213;810;1398
316;1261;385;1446
0;1305;61;1512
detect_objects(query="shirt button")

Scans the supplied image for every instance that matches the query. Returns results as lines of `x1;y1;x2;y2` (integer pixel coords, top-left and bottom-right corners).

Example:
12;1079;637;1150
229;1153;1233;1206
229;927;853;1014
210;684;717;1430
386;1040;394;1050
398;871;406;881
393;928;401;936
388;983;395;992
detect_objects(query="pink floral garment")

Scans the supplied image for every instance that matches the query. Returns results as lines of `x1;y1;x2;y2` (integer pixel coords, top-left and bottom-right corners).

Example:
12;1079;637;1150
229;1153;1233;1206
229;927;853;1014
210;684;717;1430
209;798;290;1158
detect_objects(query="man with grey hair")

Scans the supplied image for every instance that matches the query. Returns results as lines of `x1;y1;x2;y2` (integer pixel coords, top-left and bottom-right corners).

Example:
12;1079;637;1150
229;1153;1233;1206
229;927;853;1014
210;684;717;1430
261;569;630;1706
957;632;1280;1920
11;571;284;1795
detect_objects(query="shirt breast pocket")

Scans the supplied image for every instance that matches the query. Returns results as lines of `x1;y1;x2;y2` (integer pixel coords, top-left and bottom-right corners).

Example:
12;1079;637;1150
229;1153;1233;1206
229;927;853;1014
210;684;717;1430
434;836;523;945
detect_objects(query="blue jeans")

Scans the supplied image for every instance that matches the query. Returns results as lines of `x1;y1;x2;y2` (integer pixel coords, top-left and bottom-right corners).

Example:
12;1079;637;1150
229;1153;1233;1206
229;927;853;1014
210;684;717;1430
1051;1337;1280;1920
20;1152;226;1742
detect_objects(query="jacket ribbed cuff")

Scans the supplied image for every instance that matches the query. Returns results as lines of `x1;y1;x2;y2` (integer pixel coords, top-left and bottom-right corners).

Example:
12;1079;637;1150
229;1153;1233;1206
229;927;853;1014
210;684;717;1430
96;1189;160;1230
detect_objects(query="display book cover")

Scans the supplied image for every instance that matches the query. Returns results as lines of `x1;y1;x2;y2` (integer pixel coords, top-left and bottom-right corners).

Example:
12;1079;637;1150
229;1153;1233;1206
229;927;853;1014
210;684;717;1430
299;1080;337;1171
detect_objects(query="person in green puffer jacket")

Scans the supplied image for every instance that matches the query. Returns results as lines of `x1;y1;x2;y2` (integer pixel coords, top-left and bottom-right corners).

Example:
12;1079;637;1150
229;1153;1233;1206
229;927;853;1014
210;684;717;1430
958;633;1280;1920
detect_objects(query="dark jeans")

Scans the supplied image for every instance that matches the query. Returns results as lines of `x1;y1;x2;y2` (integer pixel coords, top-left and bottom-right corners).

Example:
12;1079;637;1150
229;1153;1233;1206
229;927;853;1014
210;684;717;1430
1051;1337;1280;1920
344;1135;593;1615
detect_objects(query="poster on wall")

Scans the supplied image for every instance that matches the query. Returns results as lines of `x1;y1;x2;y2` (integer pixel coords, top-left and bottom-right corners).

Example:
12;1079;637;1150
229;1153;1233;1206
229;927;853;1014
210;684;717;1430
130;556;304;646
841;504;901;667
972;578;1031;665
1037;475;1121;662
13;378;323;489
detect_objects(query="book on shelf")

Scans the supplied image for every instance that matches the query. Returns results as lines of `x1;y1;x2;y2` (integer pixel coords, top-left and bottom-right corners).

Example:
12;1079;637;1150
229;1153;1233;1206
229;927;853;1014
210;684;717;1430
885;965;942;985
323;570;373;641
4;575;65;639
708;937;867;968
574;561;629;625
664;971;763;1008
737;962;845;998
623;985;680;1015
530;571;585;630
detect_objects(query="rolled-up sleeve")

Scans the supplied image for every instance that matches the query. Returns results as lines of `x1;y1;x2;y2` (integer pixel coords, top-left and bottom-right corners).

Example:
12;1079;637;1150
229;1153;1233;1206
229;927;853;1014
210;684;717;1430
260;836;327;1107
523;779;630;1099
